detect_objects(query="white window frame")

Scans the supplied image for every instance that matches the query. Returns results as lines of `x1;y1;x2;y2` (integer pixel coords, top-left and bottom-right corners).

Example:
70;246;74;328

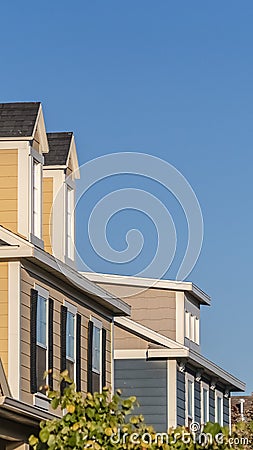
31;150;43;241
185;311;190;339
185;373;195;425
201;381;209;424
64;301;77;382
65;181;75;262
195;317;200;345
215;390;223;426
91;317;102;391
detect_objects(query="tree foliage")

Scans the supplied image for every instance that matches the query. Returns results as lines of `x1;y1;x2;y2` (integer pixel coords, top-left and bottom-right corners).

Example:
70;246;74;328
29;372;243;450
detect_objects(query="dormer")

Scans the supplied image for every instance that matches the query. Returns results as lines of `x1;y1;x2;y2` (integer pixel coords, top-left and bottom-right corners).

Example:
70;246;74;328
43;132;80;266
0;102;49;247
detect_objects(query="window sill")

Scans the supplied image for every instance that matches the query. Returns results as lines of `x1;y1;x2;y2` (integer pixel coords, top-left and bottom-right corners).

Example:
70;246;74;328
33;392;50;411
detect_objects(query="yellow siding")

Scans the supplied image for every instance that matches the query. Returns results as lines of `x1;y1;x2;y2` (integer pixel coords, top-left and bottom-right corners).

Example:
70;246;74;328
0;262;8;375
43;177;53;254
20;264;112;406
0;150;18;233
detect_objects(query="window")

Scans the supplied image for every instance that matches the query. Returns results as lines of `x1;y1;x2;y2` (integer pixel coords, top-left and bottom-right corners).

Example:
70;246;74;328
88;318;107;394
201;382;209;424
36;289;48;392
185;311;200;345
190;315;195;341
32;159;42;238
66;310;75;380
186;374;194;426
92;323;102;393
215;391;223;425
195;318;200;345
66;186;74;260
185;311;190;339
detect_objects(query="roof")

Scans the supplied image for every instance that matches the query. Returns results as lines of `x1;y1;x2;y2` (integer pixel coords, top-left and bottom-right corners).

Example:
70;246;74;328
45;132;73;166
114;317;245;392
81;272;211;305
0;225;131;317
0;102;40;137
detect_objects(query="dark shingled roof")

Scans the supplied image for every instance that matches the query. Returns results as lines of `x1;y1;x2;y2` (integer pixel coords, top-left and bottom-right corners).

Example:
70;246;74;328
44;132;73;166
0;102;40;137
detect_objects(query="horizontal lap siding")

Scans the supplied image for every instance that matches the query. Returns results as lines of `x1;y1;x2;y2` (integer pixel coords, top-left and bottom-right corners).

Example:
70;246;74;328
98;283;176;348
0;150;18;234
0;262;8;376
115;359;167;432
20;265;112;406
177;370;185;426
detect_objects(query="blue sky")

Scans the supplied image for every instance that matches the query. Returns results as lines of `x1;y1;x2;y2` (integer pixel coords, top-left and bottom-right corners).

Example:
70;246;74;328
1;1;252;392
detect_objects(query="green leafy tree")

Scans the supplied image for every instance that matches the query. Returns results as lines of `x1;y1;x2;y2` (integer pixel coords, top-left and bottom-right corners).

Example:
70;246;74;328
29;372;240;450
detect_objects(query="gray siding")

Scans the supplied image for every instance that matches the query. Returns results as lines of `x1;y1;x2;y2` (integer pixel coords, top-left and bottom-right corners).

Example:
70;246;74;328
194;381;201;424
177;370;185;426
223;397;230;427
115;359;167;432
209;389;215;422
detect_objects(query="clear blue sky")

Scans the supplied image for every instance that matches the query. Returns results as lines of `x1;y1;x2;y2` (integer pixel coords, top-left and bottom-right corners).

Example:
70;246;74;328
1;1;252;392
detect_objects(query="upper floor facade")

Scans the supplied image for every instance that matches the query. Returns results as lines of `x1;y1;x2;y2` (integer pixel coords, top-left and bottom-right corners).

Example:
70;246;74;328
0;103;130;420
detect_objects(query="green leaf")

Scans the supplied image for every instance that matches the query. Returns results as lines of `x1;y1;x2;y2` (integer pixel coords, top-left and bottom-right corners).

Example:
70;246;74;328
39;428;49;443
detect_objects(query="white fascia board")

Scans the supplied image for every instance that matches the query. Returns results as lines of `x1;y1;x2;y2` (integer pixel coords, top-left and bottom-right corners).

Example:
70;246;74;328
66;134;80;179
32;247;131;316
115;317;187;350
147;348;189;359
188;350;245;392
0;227;131;316
82;272;211;306
146;347;245;392
0;137;33;141
114;349;147;359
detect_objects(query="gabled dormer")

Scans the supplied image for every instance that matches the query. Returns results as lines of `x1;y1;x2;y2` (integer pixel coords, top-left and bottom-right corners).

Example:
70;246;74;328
0;102;49;248
43;132;80;266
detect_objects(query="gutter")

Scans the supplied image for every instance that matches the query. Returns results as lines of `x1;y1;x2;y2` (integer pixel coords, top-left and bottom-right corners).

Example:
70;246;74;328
0;396;57;425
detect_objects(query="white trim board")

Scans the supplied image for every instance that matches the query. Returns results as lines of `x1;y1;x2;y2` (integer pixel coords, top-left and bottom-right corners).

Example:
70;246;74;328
81;272;211;305
115;317;187;350
0;226;130;316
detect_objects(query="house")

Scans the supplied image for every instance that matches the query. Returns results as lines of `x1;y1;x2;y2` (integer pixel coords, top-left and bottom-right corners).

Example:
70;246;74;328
231;393;253;423
83;273;245;432
0;102;130;449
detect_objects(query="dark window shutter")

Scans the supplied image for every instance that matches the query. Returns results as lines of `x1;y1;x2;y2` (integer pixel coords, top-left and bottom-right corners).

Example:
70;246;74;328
60;305;67;373
48;298;54;390
76;313;81;392
102;328;107;388
60;305;67;394
30;289;38;394
87;320;93;393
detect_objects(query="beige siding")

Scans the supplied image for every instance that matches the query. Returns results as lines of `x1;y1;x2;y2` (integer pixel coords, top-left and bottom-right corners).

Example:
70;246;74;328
97;283;176;349
0;150;18;233
20;264;112;406
0;262;8;375
43;177;53;254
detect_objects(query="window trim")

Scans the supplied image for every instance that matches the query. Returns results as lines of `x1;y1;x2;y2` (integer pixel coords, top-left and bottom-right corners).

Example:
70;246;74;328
31;154;43;241
215;390;223;426
65;182;75;262
201;381;209;424
185;373;195;425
